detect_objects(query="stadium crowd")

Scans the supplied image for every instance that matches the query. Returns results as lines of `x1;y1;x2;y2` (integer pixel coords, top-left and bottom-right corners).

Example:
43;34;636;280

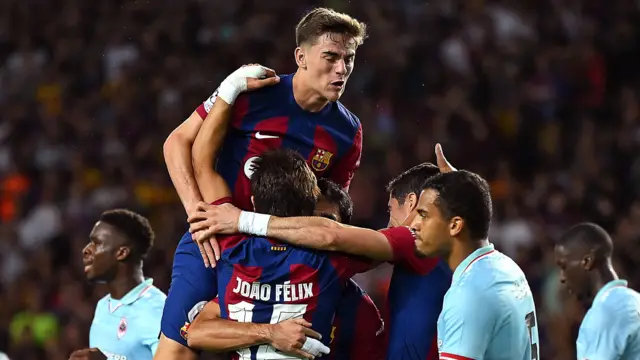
0;0;639;359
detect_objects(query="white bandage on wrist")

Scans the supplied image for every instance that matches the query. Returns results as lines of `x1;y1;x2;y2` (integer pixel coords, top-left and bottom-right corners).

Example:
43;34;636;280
301;337;330;356
238;211;271;237
216;65;269;105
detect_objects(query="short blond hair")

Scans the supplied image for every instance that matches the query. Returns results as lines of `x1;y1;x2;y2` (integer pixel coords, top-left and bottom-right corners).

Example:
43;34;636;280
295;7;368;47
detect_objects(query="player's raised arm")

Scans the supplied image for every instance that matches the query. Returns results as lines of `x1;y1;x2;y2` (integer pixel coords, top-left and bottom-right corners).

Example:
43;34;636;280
186;300;328;359
164;109;207;215
192;97;233;204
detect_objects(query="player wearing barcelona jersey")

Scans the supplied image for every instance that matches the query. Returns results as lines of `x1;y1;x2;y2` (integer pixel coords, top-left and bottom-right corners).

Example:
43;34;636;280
215;150;373;360
158;7;367;360
412;171;539;360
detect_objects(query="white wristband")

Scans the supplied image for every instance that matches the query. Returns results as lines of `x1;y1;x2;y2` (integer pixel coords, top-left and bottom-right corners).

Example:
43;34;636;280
216;79;244;105
216;65;270;105
238;211;271;237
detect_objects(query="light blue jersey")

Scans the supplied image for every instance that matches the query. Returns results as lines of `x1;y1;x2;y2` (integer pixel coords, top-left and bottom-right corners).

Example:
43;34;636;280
437;244;539;360
90;279;166;360
577;279;640;360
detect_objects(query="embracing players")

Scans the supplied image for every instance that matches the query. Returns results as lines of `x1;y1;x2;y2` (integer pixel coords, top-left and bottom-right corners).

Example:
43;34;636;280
157;7;372;360
190;148;457;360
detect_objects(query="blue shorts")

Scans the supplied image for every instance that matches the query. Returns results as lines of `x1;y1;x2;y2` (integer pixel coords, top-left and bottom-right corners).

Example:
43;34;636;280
160;231;218;348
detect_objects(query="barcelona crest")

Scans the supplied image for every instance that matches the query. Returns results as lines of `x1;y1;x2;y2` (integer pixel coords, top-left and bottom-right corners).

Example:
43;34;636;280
311;149;333;172
180;322;191;340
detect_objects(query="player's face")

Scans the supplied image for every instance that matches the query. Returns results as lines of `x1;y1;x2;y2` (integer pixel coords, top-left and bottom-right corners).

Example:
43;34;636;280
315;195;343;223
388;194;416;227
554;244;590;301
303;33;357;102
409;189;453;257
83;221;126;283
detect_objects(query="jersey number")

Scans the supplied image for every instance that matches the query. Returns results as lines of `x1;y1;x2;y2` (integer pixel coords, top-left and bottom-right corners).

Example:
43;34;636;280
228;301;308;359
525;311;539;360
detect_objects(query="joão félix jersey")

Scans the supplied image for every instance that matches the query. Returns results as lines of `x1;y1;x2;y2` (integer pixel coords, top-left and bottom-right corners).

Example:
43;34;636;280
215;224;374;360
90;279;166;360
195;73;363;210
381;226;452;360
577;279;640;360
437;244;539;360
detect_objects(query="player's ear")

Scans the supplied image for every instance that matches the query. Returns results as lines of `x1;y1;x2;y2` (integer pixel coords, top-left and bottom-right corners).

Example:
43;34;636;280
295;47;307;69
449;216;464;237
116;246;131;262
583;251;595;271
251;196;256;211
407;193;419;212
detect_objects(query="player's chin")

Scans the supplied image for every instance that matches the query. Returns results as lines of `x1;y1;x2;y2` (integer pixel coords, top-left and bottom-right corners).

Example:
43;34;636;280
325;89;343;102
413;242;430;258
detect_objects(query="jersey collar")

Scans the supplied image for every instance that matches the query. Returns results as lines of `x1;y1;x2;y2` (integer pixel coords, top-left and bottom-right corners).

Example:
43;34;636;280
452;243;495;283
108;278;154;312
594;279;628;304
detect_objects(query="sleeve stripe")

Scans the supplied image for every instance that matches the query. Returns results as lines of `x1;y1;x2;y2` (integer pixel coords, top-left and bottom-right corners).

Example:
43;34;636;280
440;353;474;360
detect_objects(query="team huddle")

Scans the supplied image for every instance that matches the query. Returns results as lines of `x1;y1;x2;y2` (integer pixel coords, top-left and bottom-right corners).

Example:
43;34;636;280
69;7;640;360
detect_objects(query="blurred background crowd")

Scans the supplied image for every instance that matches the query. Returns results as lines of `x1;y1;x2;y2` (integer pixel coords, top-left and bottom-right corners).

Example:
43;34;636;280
1;0;639;358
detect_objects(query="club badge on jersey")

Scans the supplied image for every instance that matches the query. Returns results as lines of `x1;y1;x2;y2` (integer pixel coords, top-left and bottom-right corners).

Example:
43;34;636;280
117;318;127;339
311;149;333;172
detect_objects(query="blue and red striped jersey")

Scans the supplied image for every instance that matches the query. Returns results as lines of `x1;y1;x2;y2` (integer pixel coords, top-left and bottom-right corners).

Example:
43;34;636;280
330;279;385;360
195;74;363;210
215;233;374;360
381;227;453;360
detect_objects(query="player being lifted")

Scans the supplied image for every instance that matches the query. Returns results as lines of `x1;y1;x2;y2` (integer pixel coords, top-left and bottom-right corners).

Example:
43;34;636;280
158;7;370;360
70;210;165;360
555;223;640;359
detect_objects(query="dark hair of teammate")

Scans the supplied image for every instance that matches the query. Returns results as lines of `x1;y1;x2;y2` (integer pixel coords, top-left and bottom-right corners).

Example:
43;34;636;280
317;178;353;225
251;149;319;218
295;7;368;47
554;222;618;306
386;163;440;204
83;209;154;288
386;162;441;227
410;170;492;258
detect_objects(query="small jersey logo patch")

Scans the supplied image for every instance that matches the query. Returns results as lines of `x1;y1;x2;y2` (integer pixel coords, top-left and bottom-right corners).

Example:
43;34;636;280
203;89;218;113
117;317;127;339
180;322;191;340
270;245;286;251
311;149;333;172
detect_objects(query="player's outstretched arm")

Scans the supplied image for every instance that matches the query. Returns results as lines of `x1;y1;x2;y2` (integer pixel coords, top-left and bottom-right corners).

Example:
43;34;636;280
188;203;396;261
187;301;328;359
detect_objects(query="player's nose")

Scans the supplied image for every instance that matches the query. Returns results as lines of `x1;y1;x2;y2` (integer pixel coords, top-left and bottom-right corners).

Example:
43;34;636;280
334;59;347;75
82;243;92;257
